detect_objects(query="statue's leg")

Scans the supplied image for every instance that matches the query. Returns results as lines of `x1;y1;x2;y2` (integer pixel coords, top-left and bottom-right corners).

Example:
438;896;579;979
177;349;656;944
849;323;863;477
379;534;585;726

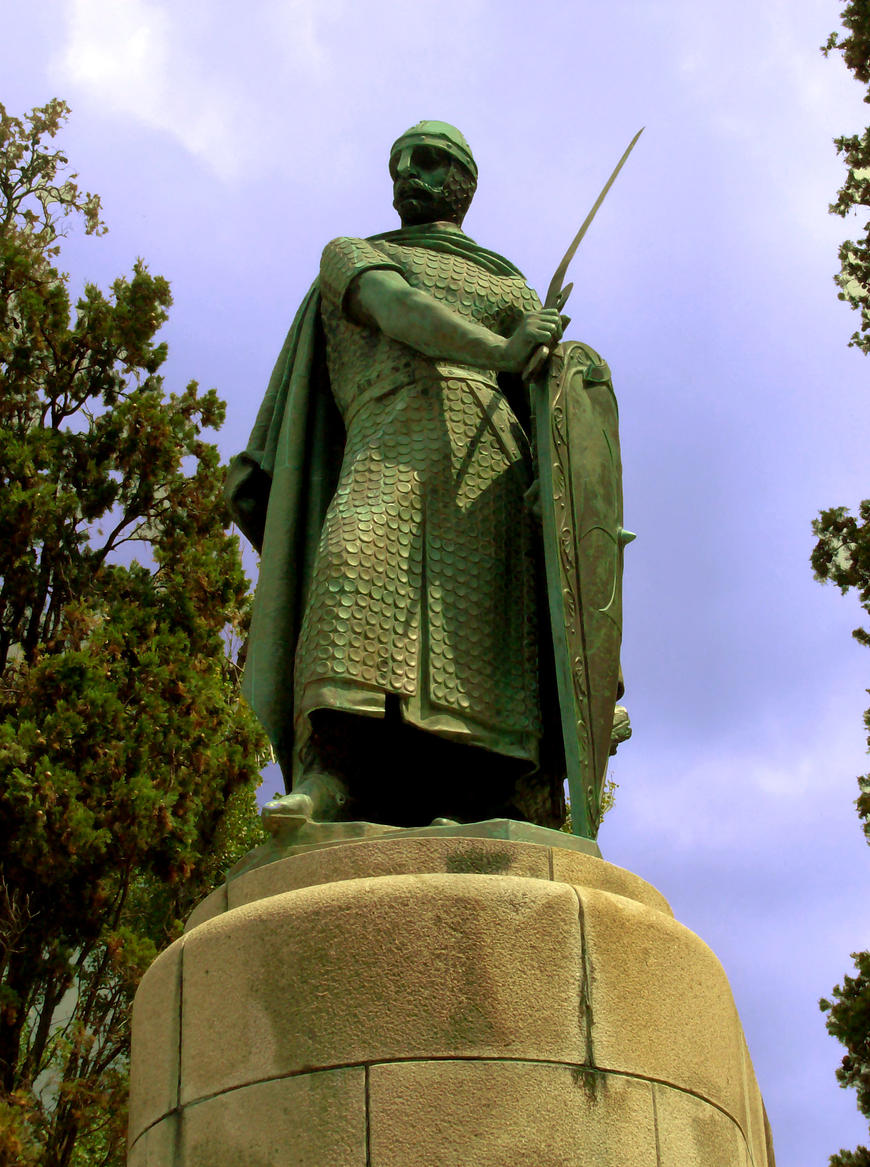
263;705;549;832
395;724;532;826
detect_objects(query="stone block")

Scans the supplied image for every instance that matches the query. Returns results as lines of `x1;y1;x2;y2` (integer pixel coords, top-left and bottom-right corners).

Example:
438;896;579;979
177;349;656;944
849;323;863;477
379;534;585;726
741;1033;771;1166
226;835;551;910
654;1082;749;1166
183;882;227;933
368;1059;658;1167
180;873;584;1104
550;848;673;915
128;938;183;1146
580;887;747;1130
182;1068;366;1166
762;1102;777;1167
127;1114;179;1167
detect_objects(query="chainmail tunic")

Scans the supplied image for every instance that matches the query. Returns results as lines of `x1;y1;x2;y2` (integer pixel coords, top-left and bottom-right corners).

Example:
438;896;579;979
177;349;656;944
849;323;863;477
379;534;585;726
293;235;543;764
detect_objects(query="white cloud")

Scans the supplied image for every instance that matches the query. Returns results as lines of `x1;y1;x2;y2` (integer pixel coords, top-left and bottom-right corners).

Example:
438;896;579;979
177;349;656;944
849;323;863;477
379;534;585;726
606;681;869;855
52;0;381;181
263;0;336;81
55;0;256;179
62;0;169;91
641;0;865;242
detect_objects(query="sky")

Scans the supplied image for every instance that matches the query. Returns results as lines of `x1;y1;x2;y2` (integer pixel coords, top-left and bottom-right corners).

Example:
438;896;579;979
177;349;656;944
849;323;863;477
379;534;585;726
3;1;869;1162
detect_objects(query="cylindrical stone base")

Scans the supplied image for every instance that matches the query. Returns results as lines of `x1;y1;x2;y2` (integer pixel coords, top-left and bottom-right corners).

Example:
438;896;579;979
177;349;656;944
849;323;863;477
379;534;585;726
128;835;775;1166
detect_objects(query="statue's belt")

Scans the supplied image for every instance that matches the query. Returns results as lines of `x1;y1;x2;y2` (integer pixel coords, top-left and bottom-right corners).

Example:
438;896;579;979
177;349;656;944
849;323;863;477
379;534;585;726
341;367;498;430
340;372;529;468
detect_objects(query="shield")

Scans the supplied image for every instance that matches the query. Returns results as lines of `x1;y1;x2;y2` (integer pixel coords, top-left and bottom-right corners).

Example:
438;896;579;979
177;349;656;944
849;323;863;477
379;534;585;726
532;341;631;840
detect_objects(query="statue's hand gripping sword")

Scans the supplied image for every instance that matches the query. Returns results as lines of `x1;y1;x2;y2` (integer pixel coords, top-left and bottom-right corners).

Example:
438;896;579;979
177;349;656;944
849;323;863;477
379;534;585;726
523;127;644;382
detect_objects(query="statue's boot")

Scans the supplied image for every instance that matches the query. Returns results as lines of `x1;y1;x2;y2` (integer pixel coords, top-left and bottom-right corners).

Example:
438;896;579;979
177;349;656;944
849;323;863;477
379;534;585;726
261;772;350;835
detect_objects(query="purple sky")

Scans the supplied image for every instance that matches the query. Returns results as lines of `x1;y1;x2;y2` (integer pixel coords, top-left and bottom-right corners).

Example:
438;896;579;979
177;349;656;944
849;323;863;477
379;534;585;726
5;1;870;1161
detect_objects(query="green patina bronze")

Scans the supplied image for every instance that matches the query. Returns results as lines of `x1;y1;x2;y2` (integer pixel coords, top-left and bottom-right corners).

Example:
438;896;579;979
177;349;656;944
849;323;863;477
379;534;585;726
533;345;632;838
390;120;478;181
226;122;632;840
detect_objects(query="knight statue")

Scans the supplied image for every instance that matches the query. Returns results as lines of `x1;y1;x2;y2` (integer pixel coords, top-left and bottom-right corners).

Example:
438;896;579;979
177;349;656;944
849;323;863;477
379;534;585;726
225;120;630;840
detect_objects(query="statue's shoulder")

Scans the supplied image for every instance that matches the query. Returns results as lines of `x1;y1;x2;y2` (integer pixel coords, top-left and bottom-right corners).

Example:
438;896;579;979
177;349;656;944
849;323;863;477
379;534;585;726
321;235;394;266
320;237;403;310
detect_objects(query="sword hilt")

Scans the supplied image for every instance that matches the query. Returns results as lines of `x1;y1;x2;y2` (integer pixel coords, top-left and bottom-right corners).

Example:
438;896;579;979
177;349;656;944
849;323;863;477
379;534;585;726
522;341;554;383
522;284;572;383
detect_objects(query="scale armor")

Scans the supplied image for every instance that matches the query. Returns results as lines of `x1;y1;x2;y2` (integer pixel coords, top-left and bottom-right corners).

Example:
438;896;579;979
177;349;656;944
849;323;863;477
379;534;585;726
294;236;544;767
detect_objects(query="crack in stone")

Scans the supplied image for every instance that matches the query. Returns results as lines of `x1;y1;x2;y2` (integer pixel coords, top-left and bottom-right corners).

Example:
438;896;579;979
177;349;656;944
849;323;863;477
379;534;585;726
575;888;596;1073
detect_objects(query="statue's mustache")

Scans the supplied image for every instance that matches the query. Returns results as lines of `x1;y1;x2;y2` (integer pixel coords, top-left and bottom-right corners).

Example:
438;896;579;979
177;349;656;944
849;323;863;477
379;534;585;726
395;177;441;201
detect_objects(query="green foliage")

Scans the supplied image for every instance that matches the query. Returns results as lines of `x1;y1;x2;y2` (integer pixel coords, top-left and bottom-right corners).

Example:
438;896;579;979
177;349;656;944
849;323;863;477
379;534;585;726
812;503;870;847
812;503;870;642
822;951;870;1119
823;3;870;353
829;1153;870;1167
813;501;870;1167
818;11;870;1161
0;100;267;1166
811;504;867;1167
812;501;870;853
820;952;870;1167
560;776;618;834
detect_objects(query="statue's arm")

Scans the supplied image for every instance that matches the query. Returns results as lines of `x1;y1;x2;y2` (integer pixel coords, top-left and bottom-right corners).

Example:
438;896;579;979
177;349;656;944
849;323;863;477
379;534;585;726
349;268;562;375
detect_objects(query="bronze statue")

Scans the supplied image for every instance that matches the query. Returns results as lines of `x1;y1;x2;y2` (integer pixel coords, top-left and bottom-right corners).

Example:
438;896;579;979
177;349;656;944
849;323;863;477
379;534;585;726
226;121;630;839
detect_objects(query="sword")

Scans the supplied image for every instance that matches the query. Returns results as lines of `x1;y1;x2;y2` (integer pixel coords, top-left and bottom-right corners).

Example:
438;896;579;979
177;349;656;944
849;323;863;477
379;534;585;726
523;127;644;381
525;128;643;839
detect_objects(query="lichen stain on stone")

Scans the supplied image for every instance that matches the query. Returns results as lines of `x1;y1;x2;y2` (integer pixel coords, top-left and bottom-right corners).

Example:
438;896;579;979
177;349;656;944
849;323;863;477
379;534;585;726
445;847;513;875
447;998;495;1044
571;1064;605;1102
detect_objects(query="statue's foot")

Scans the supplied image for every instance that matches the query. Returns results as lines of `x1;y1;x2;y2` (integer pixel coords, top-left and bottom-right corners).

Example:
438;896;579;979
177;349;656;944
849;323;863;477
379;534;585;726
261;772;350;836
261;791;315;833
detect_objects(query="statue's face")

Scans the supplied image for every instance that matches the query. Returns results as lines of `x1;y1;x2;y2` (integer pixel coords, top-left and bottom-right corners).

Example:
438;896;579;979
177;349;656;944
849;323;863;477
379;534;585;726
390;142;467;226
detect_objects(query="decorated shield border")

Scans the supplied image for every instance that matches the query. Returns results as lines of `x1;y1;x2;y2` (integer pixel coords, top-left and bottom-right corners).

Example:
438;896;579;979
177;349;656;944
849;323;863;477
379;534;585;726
533;342;628;839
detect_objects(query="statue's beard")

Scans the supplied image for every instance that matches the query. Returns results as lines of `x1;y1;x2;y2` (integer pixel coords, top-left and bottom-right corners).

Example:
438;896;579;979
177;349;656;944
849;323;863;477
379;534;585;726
393;166;475;227
393;178;454;225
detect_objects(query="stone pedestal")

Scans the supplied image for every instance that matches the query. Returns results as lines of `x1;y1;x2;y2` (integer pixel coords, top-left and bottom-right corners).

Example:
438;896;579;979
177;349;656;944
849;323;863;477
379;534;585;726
127;830;775;1166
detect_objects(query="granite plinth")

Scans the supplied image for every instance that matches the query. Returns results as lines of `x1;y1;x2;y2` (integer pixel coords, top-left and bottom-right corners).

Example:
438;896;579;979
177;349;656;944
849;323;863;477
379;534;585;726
226;816;601;883
128;831;775;1167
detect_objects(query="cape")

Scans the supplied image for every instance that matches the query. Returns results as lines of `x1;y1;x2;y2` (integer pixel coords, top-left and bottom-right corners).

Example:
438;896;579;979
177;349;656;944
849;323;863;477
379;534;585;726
225;226;526;772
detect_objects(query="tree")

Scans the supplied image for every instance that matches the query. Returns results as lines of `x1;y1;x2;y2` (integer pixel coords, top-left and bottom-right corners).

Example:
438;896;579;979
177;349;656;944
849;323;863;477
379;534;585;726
820;952;870;1167
0;99;267;1166
814;504;870;1167
823;0;870;354
816;7;870;1164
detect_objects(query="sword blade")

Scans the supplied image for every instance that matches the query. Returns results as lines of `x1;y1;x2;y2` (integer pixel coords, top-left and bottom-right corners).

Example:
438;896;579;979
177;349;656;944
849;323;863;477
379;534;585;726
543;127;644;309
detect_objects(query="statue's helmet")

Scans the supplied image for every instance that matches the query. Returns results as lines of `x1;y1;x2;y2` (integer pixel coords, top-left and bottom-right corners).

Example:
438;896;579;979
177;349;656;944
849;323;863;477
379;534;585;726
389;120;478;182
